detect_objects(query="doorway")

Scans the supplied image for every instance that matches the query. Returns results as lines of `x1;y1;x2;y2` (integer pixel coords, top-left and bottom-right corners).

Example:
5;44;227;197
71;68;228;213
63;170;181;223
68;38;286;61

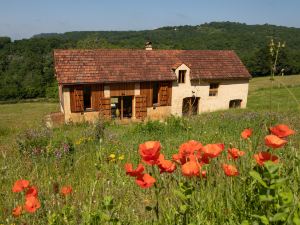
182;97;199;116
111;96;133;119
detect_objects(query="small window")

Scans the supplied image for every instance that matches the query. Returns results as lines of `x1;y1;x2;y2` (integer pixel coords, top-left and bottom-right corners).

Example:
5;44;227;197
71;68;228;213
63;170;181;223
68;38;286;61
178;70;186;83
152;82;159;104
209;83;219;96
83;86;91;110
229;99;242;108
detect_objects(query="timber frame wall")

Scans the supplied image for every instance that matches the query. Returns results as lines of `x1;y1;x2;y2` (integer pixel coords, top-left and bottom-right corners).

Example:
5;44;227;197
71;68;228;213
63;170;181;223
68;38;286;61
66;81;172;120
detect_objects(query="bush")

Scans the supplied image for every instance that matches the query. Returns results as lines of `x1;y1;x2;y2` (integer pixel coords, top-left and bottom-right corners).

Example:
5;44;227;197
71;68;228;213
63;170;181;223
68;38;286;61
17;127;52;156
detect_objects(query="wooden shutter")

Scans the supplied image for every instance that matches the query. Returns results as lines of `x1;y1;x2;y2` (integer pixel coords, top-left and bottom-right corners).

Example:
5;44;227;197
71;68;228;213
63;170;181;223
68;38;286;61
135;95;147;120
91;84;104;111
140;82;152;107
158;82;172;106
99;97;111;119
70;85;84;112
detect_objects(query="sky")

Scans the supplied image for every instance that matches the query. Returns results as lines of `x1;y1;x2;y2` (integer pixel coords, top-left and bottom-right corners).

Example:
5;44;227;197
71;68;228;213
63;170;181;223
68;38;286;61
1;0;300;40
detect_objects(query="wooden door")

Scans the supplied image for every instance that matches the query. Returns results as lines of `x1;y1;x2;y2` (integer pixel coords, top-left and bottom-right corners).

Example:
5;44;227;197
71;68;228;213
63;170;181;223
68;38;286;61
135;95;147;120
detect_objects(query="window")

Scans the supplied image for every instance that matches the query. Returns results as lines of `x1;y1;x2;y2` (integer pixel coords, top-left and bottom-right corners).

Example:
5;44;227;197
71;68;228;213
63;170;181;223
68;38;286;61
178;70;186;83
229;99;242;108
83;86;91;110
209;83;219;96
152;82;159;104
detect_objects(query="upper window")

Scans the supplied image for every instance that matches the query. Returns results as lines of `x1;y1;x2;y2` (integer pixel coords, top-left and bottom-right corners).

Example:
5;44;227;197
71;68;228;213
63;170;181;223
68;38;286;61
178;70;186;83
209;83;219;96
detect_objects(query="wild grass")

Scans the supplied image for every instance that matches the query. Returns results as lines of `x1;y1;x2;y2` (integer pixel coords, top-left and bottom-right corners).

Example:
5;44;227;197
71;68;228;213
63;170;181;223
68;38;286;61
0;77;300;224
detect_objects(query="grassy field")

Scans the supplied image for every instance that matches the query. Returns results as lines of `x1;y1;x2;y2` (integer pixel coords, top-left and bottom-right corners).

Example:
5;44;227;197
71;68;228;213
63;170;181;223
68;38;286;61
0;76;300;224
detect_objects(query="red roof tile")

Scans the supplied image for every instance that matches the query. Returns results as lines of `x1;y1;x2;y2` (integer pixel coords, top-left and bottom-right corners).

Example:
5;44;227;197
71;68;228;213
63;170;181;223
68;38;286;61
54;49;251;84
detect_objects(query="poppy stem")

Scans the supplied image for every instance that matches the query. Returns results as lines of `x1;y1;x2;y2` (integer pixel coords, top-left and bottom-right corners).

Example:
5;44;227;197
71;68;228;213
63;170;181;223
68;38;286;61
152;166;160;221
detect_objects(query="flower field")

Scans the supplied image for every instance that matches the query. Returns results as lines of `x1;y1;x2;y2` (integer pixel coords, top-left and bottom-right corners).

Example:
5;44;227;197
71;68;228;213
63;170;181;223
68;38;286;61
0;77;300;224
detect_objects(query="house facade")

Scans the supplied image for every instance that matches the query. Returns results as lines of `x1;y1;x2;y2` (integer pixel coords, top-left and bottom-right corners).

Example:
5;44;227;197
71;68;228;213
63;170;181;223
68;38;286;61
54;45;251;122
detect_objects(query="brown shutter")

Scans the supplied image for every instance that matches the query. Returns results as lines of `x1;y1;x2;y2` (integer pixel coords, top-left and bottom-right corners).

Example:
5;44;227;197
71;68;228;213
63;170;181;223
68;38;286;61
91;84;104;110
158;82;168;106
135;95;147;120
140;82;152;107
99;97;111;119
167;81;172;106
70;85;84;112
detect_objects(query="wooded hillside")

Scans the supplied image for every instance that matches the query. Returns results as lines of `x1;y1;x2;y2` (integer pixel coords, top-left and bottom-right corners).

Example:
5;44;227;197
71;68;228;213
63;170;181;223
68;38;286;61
1;22;300;100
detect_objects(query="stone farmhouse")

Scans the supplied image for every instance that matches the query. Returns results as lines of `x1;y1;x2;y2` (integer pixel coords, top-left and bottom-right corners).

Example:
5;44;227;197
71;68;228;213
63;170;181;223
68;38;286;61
54;43;251;123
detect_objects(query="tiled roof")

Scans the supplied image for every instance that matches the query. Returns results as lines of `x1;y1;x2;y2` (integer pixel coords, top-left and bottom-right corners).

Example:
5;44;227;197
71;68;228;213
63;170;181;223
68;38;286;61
54;49;251;84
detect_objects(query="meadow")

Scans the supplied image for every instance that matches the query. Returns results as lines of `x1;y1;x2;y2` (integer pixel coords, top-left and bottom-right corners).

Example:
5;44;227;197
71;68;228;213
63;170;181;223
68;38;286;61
0;75;300;224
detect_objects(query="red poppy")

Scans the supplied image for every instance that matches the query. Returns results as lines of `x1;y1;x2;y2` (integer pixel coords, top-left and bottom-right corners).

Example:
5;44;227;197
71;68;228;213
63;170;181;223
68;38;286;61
61;186;72;196
253;152;279;166
157;154;176;173
265;135;287;149
12;179;30;193
12;205;22;217
179;140;203;157
270;124;295;138
181;161;200;177
222;164;239;177
139;141;161;165
24;196;41;213
241;128;252;139
25;186;38;198
227;148;245;160
202;143;224;158
135;173;156;188
201;170;207;178
125;163;144;177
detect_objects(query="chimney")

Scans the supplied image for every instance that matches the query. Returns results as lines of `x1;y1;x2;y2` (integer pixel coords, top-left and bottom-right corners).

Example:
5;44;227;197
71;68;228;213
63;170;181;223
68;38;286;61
145;41;152;50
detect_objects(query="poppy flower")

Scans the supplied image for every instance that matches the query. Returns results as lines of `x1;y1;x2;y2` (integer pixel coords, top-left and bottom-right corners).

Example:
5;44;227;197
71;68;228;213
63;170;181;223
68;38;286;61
26;186;38;198
222;164;239;177
12;205;22;217
227;148;245;160
24;196;41;213
61;186;72;196
253;152;279;166
157;154;176;173
265;135;287;149
124;163;144;177
202;143;224;158
241;128;252;139
135;173;156;189
139;141;161;165
270;124;295;138
179;140;203;157
12;179;30;193
201;170;207;178
181;161;200;177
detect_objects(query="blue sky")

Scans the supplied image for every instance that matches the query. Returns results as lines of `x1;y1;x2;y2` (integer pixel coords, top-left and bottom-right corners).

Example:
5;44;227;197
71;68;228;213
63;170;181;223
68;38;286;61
1;0;300;40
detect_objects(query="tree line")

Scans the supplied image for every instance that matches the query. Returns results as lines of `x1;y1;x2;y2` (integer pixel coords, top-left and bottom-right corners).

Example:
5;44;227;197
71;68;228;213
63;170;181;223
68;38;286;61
1;22;300;100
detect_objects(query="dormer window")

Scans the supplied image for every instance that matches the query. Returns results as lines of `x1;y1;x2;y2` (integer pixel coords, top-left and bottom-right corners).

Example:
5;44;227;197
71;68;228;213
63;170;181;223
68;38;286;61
178;70;186;83
209;83;219;96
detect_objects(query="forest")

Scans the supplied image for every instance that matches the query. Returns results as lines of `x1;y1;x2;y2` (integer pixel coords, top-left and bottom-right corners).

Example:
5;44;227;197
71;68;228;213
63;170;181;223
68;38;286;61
0;21;300;100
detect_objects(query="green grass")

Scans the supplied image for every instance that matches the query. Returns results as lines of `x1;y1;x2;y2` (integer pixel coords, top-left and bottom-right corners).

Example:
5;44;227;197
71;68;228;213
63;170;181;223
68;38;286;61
249;74;300;93
0;78;300;224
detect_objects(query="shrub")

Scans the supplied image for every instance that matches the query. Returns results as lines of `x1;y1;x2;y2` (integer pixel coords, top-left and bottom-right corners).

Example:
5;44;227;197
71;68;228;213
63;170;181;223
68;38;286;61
16;127;51;156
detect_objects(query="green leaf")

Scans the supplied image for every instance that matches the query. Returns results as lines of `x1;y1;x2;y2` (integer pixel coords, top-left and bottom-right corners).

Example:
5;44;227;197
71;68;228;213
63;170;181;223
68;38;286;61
259;194;274;202
179;205;188;214
241;220;250;225
270;212;288;222
279;190;293;205
264;161;280;174
249;170;268;188
173;189;187;201
293;212;300;225
252;215;269;225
